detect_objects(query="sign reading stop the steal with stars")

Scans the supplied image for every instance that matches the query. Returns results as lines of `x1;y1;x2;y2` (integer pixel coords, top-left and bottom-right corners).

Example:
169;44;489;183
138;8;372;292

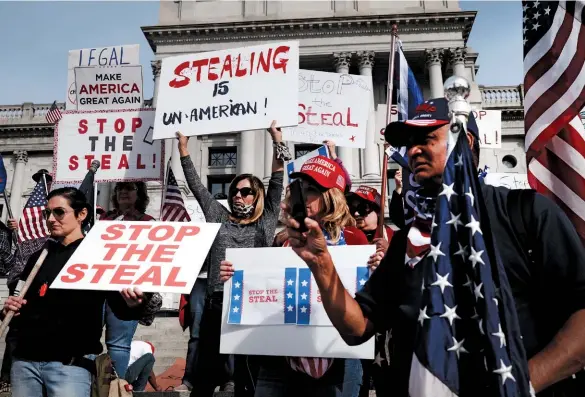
50;221;220;294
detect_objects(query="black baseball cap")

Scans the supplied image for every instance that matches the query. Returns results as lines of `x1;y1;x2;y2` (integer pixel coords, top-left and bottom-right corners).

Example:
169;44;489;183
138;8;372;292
384;98;479;148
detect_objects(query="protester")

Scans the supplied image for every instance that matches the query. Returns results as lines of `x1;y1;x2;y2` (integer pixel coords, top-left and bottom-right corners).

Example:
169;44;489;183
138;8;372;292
125;340;161;392
389;168;405;228
101;181;155;378
283;98;585;396
176;120;288;396
345;185;399;397
221;154;368;397
2;187;161;397
0;218;16;391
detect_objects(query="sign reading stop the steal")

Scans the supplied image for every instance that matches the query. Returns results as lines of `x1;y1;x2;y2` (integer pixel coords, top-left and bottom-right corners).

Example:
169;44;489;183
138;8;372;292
50;221;220;294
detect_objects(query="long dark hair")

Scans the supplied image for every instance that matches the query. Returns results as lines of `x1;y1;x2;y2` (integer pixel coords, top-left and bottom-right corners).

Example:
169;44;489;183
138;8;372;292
112;182;150;214
47;187;92;228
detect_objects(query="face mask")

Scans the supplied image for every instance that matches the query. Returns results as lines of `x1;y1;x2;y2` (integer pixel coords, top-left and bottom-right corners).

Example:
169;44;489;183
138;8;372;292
232;202;255;218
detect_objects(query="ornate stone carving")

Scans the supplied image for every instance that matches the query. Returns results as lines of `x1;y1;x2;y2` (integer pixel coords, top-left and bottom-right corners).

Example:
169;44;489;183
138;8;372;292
333;52;352;72
449;47;467;65
13;150;28;163
357;51;375;70
425;49;444;67
151;60;162;79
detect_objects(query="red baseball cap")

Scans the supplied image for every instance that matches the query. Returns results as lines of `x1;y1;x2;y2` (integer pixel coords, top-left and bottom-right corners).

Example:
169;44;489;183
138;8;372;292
346;185;382;209
290;155;346;192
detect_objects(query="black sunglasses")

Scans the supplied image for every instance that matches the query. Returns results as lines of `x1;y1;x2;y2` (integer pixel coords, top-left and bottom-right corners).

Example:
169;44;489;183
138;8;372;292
115;183;138;192
350;202;373;217
230;187;255;198
43;207;72;220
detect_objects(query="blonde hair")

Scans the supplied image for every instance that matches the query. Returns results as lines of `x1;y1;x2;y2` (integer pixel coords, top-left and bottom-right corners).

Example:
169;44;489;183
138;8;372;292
284;185;355;244
228;174;265;225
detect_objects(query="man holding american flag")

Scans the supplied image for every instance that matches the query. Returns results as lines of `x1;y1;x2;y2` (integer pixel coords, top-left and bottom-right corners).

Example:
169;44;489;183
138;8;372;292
283;97;585;397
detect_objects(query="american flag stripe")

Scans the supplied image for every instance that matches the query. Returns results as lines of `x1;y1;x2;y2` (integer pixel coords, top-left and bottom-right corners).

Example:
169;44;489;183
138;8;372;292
17;178;50;244
45;101;63;124
161;166;190;222
524;0;585;244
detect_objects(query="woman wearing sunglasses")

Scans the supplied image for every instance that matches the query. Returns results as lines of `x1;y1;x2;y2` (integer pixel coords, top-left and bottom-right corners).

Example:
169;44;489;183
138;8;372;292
2;187;161;397
221;155;368;397
175;121;289;396
100;181;155;379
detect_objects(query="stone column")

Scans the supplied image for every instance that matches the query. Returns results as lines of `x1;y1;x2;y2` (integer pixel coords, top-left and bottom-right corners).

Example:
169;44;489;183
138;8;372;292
333;52;355;177
357;51;380;179
239;132;255;174
425;49;444;98
263;131;273;181
9;150;28;218
450;47;467;78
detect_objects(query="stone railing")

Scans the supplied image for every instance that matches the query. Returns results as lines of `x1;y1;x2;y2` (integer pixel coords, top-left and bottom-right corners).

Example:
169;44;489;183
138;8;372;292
0;102;66;125
480;85;524;109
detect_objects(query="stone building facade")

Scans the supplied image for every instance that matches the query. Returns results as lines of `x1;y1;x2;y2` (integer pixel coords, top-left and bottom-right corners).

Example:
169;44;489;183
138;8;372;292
0;0;530;222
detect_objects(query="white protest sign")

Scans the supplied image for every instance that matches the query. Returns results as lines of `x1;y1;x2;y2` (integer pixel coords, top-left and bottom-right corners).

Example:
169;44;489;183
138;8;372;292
67;45;140;110
50;221;221;294
484;173;530;190
473;109;502;149
153;41;300;139
54;109;164;183
74;65;143;110
283;70;372;148
375;104;399;142
220;246;375;359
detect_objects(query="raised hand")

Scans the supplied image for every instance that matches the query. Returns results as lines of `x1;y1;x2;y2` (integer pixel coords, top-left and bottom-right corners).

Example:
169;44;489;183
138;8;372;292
268;120;282;143
176;132;190;157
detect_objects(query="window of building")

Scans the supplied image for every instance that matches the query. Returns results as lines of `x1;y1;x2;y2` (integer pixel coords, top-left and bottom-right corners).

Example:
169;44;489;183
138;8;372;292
295;144;322;159
207;174;236;196
209;147;237;167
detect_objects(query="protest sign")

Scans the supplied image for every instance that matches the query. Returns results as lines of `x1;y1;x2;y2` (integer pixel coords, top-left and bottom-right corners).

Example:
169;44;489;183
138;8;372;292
375;103;399;142
220;246;375;359
484;173;529;189
74;65;143;110
473;109;502;149
283;70;372;148
50;221;221;294
152;41;300;139
53;108;163;183
67;45;140;110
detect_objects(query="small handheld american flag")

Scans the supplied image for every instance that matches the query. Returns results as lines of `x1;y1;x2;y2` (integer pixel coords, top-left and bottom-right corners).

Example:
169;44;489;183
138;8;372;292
17;178;50;243
45;101;62;124
161;166;190;222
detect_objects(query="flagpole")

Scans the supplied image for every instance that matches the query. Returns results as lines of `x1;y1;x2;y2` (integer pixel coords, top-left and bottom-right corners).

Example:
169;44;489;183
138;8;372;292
160;160;171;220
93;182;98;222
1;191;23;265
378;24;398;237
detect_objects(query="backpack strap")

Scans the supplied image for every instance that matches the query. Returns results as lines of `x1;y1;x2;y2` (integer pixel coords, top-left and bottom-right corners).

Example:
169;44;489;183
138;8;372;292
507;189;537;263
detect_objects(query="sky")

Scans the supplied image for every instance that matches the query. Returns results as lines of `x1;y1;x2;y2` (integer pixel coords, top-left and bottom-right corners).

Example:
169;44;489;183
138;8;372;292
0;1;523;105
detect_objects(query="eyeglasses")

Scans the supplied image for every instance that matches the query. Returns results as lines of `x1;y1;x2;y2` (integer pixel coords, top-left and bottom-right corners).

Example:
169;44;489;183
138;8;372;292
43;207;73;221
230;187;255;198
349;202;373;217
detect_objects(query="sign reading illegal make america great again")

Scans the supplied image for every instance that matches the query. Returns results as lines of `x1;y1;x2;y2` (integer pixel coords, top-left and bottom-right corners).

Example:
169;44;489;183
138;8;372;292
152;41;300;140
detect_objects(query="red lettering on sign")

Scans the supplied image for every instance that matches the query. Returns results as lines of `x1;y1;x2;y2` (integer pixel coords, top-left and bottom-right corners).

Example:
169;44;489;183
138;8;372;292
101;224;125;240
131;118;142;132
103;243;126;260
134;266;162;286
175;226;200;242
90;264;116;283
151;245;179;263
164;267;187;287
111;265;140;285
102;155;111;170
127;224;151;241
78;119;88;134
97;118;107;133
118;154;129;169
69;156;79;171
121;244;154;262
61;263;88;283
148;226;174;241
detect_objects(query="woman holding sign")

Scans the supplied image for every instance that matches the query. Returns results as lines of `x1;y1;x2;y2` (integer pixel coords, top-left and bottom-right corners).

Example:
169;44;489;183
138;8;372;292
101;181;155;379
2;187;161;397
220;155;368;397
176;121;289;396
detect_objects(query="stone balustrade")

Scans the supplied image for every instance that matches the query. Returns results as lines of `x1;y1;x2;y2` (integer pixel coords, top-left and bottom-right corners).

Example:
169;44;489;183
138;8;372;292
480;85;524;109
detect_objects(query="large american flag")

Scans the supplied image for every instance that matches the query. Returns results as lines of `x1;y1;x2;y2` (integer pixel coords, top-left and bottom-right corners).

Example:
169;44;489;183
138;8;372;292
17;178;50;243
523;1;585;243
408;132;532;396
161;167;190;222
45;101;62;124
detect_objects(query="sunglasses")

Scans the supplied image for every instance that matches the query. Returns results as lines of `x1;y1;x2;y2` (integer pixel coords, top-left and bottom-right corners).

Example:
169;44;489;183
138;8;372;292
43;207;73;221
230;187;255;198
350;202;374;217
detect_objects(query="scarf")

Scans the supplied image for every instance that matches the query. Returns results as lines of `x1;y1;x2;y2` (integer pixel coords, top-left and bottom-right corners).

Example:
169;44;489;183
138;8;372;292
287;229;346;379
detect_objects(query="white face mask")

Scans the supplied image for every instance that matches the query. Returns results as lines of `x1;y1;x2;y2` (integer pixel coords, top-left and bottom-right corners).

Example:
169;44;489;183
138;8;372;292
232;202;255;218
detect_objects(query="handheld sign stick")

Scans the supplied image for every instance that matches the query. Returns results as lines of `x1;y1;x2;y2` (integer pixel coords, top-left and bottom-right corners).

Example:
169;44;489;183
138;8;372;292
0;243;50;338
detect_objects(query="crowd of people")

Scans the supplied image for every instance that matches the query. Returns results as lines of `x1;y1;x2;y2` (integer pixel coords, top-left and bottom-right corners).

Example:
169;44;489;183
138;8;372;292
0;97;583;397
